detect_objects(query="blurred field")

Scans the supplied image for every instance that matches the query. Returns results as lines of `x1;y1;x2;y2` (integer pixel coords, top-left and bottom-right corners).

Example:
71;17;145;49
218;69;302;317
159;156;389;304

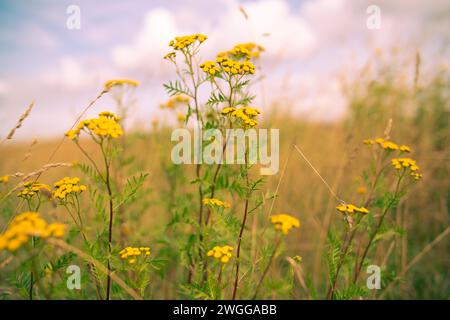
0;54;449;300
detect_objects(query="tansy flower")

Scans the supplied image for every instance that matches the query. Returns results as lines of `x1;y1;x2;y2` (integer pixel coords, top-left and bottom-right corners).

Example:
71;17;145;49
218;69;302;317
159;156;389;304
0;212;65;252
66;111;123;140
207;245;233;264
119;246;151;264
169;34;207;50
160;94;190;110
216;57;256;75
200;61;219;76
391;158;422;180
163;52;176;61
218;43;264;60
221;107;236;115
228;106;260;128
336;204;369;215
363;137;404;151
0;175;9;184
399;145;411;153
104;79;139;90
52;177;87;200
356;186;367;194
202;198;230;208
17;181;51;199
270;214;300;235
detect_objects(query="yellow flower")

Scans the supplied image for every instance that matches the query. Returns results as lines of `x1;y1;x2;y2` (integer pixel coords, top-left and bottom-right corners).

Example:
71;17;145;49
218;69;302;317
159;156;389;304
169;34;207;50
66;111;123;140
200;61;219;76
218;43;264;60
270;214;300;235
216;57;255;75
227;106;260;128
160;94;190;110
202;198;230;208
364;137;408;151
52;177;87;200
356;186;367;194
104;79;139;90
336;204;369;215
119;246;151;264
0;212;65;252
0;175;9;184
163;52;176;61
399;145;411;153
207;245;233;264
17;181;51;199
221;107;236;115
391;158;422;180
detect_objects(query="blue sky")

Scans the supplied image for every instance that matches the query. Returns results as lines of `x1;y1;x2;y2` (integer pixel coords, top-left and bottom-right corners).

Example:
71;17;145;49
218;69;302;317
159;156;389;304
0;0;448;139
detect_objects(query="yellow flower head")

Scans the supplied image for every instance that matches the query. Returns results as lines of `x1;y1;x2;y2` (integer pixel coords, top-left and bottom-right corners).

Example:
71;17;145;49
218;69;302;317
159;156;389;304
216;57;255;75
336;204;369;215
202;198;230;209
399;145;411;153
53;177;87;200
104;79;139;90
391;158;422;180
364;137;411;152
0;175;9;184
200;61;220;76
0;212;65;252
119;246;151;264
270;214;300;235
207;245;233;264
227;106;260;128
66;111;123;140
218;43;264;60
164;52;176;61
160;94;190;110
17;181;51;199
169;34;207;50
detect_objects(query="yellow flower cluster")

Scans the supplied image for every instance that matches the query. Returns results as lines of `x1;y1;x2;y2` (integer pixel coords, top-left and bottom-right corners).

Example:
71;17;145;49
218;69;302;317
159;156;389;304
0;212;65;251
53;177;87;199
363;138;411;152
207;245;233;264
202;198;230;208
217;57;255;75
119;246;151;264
391;158;422;180
163;52;176;61
0;175;9;183
200;57;256;77
200;61;220;75
218;43;265;60
169;34;207;50
336;204;369;215
270;214;300;235
160;94;190;109
104;79;139;90
17;181;51;199
66;111;123;140
222;106;260;127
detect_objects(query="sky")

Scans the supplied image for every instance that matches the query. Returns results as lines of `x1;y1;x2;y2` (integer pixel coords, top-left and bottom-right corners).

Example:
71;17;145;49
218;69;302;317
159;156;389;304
0;0;448;139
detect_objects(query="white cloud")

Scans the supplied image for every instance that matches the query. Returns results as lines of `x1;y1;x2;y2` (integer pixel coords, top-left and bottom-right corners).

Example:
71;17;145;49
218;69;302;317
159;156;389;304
112;8;179;72
41;57;96;90
0;80;9;96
